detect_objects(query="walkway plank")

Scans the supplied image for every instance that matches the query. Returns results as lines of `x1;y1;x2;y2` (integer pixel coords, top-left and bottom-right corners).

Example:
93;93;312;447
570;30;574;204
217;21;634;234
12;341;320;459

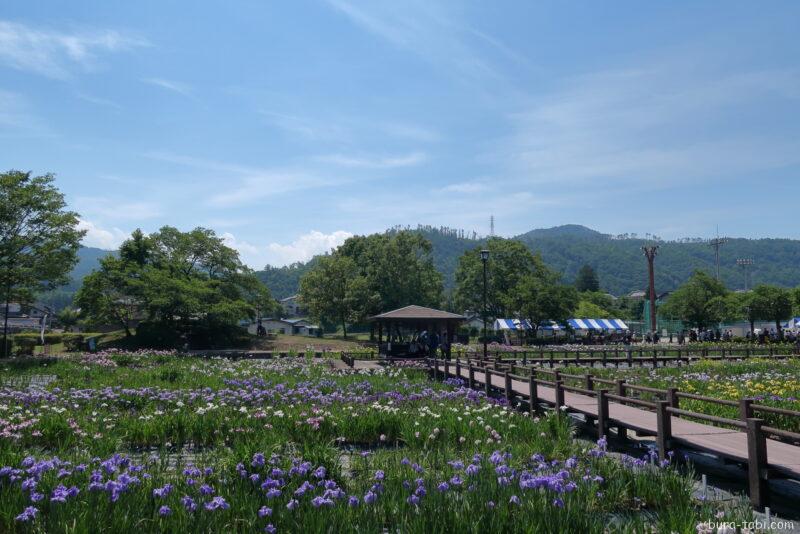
437;362;800;480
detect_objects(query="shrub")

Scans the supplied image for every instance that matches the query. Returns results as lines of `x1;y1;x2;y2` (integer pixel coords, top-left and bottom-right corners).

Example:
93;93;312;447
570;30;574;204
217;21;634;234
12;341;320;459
62;333;86;352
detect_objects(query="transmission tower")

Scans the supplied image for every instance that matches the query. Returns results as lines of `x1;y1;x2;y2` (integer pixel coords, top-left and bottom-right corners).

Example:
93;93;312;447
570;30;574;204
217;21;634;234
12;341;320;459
736;258;754;291
642;245;659;333
707;228;728;281
489;215;495;237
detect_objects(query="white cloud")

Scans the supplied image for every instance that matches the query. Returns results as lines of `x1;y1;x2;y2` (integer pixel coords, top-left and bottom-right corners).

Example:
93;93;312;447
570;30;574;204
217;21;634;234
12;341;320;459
221;230;353;268
78;219;128;250
142;78;195;99
317;151;427;169
0;20;148;78
440;181;489;194
265;230;353;266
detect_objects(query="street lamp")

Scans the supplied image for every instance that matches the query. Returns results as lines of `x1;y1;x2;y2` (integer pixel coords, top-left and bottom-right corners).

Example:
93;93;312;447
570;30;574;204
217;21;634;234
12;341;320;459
480;249;490;361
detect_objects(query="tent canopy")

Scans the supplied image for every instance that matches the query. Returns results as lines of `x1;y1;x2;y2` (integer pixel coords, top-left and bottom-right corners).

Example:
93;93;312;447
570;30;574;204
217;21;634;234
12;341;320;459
568;318;629;331
494;319;563;331
782;317;800;329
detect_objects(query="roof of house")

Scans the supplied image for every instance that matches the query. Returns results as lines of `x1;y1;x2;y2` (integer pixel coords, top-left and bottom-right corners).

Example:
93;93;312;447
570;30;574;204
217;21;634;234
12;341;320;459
370;305;465;321
279;295;299;303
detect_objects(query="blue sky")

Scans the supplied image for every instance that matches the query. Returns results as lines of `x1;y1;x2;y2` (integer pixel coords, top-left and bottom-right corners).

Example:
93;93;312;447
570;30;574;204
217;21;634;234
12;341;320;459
2;1;799;267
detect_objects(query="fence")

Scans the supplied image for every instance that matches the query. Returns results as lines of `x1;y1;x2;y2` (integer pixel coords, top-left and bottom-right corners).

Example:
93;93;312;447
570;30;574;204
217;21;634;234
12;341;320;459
427;356;800;511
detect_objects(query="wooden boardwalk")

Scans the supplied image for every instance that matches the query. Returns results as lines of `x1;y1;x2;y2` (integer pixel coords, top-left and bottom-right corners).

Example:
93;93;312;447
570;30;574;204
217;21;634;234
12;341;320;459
432;359;800;509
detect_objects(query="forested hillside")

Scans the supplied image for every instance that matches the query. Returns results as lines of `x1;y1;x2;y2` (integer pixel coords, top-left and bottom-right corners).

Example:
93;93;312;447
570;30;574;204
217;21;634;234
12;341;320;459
59;226;800;309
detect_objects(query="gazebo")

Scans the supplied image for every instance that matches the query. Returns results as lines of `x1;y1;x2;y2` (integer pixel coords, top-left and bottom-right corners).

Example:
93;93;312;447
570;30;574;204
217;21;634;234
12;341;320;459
370;305;465;358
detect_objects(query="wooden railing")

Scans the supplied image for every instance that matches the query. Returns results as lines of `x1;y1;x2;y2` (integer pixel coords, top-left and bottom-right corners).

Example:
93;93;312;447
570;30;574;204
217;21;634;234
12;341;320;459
427;356;800;511
452;345;799;369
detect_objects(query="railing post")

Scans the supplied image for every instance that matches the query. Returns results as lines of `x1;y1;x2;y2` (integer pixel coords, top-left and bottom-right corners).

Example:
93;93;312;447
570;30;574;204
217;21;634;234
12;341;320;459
663;387;679;423
549;352;554;368
522;352;527;365
444;358;450;378
652;352;658;368
468;364;475;389
739;398;753;421
584;374;594;391
616;379;627;439
597;389;609;439
529;368;538;415
553;369;561;383
655;401;671;462
602;351;608;367
455;358;461;378
484;367;491;397
555;380;565;410
504;371;512;405
746;418;769;511
432;358;439;380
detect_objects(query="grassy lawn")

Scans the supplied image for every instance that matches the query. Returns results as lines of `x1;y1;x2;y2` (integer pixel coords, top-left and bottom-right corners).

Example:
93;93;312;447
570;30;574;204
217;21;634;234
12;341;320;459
251;333;372;353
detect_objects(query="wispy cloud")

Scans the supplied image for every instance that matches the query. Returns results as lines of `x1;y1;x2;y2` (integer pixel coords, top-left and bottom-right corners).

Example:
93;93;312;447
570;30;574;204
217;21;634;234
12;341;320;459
0;19;148;79
440;181;489;194
317;151;427;169
500;61;800;189
142;78;195;99
75;197;162;220
0;89;51;136
146;151;333;208
323;0;523;91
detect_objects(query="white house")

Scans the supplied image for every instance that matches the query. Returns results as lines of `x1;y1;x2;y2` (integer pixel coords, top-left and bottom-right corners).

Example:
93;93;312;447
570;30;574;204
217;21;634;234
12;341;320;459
248;318;321;337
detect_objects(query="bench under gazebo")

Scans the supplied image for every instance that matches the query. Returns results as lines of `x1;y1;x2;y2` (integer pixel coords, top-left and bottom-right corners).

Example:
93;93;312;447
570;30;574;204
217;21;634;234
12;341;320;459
370;305;465;358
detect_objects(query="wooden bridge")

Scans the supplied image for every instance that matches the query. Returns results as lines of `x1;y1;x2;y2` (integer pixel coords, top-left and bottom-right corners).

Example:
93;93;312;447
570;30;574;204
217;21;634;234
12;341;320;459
428;357;800;511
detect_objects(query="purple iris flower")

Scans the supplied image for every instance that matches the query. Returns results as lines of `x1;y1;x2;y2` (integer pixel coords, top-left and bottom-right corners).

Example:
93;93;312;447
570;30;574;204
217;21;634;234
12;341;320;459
159;505;172;516
258;506;272;518
15;506;38;522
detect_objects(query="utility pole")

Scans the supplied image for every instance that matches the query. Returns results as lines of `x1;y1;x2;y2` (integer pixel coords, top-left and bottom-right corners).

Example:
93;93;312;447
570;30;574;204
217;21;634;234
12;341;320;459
489;215;495;237
480;249;490;361
708;228;727;281
642;246;659;334
736;258;754;291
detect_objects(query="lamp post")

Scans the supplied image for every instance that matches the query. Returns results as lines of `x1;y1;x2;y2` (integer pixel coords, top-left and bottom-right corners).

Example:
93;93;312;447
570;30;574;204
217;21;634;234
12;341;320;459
480;249;490;361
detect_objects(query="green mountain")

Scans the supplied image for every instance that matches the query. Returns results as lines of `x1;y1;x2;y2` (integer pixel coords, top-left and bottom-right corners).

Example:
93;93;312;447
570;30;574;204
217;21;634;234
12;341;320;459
257;225;800;298
58;227;800;308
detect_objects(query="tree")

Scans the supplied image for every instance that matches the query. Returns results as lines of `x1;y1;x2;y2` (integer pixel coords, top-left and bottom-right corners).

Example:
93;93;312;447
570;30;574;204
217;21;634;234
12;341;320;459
506;273;578;337
659;270;728;329
574;264;600;292
337;231;443;315
76;226;272;348
1;171;84;356
454;238;549;319
573;300;610;318
749;284;793;339
725;291;758;335
299;255;374;338
56;307;80;332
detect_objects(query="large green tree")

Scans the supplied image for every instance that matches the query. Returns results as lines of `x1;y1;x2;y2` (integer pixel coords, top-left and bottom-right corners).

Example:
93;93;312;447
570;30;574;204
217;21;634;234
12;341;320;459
77;226;274;348
506;274;578;337
724;291;759;335
749;284;793;338
299;255;375;338
660;270;728;328
1;171;84;355
336;231;443;315
574;264;600;293
454;238;548;318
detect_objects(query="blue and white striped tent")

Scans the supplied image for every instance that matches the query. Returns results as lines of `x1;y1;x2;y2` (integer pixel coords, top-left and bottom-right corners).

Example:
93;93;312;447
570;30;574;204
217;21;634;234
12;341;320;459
567;318;629;331
494;319;563;331
782;317;800;329
493;318;532;331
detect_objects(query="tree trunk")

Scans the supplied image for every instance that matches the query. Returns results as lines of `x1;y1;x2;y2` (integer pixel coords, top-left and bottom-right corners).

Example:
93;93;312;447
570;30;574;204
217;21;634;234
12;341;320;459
341;314;347;339
776;320;783;340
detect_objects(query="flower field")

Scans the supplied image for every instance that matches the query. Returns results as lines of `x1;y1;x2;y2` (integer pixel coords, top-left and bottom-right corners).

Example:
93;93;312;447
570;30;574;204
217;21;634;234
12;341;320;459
562;359;800;433
0;352;753;533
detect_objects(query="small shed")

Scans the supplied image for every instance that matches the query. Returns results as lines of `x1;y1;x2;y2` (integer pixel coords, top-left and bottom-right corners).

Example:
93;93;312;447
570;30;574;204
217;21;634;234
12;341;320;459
370;305;465;358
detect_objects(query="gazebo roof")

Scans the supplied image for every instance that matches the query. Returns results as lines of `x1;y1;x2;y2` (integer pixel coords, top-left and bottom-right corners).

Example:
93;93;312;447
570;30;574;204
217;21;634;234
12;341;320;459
370;305;465;321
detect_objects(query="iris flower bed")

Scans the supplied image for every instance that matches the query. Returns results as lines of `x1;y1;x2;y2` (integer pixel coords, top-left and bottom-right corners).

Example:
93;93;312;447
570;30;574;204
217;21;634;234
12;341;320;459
562;359;800;433
0;353;752;532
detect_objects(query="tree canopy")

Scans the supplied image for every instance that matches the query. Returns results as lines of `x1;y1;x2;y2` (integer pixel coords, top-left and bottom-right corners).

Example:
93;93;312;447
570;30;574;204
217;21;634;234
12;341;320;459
77;226;275;348
660;270;728;328
574;264;600;292
748;284;793;337
1;170;84;355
